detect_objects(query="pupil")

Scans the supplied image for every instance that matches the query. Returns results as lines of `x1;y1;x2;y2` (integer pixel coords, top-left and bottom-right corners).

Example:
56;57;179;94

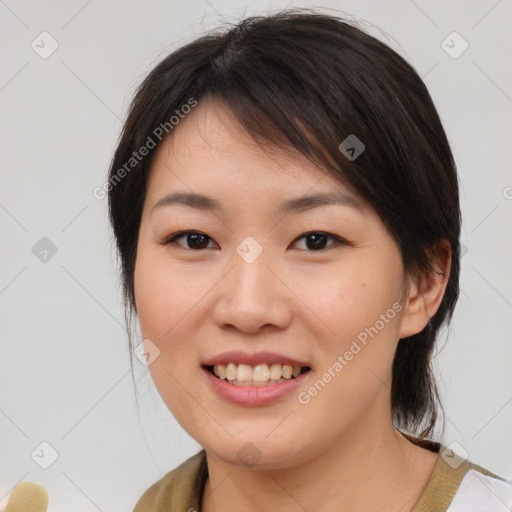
307;233;327;250
189;233;209;249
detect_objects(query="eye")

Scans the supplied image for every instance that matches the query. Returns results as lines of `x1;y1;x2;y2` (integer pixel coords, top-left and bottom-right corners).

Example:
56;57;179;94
163;230;349;251
163;231;217;250
292;231;347;251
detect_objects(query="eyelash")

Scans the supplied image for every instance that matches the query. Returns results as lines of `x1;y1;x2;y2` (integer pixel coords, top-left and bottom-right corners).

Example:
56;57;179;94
162;230;351;252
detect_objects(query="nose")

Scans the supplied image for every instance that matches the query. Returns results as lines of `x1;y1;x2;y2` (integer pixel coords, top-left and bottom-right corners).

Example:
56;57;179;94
211;247;292;334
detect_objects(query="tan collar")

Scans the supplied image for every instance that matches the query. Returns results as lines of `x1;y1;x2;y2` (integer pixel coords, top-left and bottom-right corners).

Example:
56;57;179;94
133;436;497;512
408;437;497;511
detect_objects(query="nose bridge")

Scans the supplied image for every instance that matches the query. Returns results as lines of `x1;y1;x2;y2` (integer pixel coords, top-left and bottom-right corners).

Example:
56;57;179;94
230;237;275;304
212;236;291;332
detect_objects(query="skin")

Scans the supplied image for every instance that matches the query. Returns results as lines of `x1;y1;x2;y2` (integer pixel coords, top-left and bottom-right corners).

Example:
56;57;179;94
134;99;451;512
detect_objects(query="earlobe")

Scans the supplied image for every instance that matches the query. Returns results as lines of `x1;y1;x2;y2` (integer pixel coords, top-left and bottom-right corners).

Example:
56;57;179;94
398;240;452;339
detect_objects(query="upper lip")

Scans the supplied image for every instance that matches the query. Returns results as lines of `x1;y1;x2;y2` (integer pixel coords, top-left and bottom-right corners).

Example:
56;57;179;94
203;351;311;368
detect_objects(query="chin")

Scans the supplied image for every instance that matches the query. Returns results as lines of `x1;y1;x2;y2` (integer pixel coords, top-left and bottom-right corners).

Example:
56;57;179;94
199;434;309;470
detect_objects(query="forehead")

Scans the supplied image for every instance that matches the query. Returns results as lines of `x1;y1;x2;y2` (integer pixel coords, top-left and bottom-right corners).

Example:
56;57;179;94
146;100;364;203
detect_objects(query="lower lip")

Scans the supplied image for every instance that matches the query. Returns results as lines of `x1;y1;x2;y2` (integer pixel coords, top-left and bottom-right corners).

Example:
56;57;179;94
203;367;311;406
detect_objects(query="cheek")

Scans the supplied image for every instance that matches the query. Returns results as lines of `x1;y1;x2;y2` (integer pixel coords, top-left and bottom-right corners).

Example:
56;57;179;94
292;282;403;435
134;249;199;340
293;247;404;406
134;252;209;425
292;251;404;347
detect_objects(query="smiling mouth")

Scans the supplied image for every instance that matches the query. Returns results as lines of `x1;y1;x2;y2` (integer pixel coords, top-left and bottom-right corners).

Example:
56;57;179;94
205;363;312;386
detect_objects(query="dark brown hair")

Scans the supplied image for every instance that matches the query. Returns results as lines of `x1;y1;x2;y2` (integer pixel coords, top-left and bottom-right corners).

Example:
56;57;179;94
107;10;460;439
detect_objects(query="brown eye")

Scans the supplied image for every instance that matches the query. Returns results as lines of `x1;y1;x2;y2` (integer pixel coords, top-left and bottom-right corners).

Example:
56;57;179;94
164;231;217;250
292;231;346;251
163;230;349;252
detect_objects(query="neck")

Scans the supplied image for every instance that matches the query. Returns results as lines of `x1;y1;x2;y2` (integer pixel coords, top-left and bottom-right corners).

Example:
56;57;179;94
201;420;438;512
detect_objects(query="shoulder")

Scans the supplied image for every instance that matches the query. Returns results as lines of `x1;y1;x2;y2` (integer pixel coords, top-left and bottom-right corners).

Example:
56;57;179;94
413;445;512;512
446;458;512;512
132;450;207;512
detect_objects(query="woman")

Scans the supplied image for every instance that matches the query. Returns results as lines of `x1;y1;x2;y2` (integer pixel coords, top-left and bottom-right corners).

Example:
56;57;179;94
106;10;512;512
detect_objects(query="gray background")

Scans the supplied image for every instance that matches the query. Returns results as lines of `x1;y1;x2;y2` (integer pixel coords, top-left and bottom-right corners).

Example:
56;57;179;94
1;0;511;510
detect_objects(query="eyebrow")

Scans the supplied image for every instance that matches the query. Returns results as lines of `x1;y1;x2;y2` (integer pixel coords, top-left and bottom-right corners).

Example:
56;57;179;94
150;190;364;216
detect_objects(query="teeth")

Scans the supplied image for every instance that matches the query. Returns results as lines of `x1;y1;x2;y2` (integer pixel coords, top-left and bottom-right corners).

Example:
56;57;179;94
226;362;237;381
211;362;306;384
269;363;282;380
282;364;293;379
253;364;270;381
237;364;252;382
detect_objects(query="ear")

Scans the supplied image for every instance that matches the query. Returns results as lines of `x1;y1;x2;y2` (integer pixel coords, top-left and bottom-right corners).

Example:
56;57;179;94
398;240;452;339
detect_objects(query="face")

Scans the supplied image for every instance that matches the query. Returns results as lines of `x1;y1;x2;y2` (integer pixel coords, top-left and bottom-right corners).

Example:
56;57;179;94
134;100;410;469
